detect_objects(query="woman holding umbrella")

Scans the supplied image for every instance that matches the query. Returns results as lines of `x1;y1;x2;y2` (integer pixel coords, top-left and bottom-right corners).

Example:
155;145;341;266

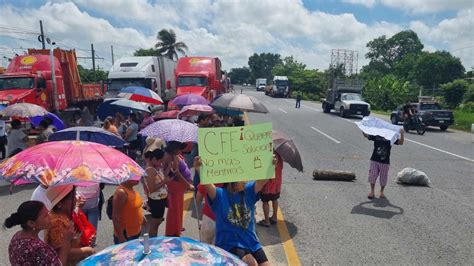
164;141;194;237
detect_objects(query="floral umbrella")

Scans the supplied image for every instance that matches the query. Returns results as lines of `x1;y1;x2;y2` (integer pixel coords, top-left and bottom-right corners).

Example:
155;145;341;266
140;119;198;143
0;140;143;187
78;237;245;266
0;103;49;117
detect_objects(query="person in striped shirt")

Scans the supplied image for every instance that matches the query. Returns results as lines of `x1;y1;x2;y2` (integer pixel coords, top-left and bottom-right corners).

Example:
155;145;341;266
363;128;404;199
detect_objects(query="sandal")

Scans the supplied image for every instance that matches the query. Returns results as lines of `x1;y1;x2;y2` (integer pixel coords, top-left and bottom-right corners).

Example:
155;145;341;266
257;220;270;227
367;193;374;199
270;218;277;225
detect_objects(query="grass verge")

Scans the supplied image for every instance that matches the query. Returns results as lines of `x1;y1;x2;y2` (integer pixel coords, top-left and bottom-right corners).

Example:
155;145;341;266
452;110;474;132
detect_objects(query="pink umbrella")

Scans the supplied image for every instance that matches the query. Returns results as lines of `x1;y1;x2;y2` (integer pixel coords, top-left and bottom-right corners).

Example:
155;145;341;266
178;104;214;118
153;110;180;121
0;141;144;187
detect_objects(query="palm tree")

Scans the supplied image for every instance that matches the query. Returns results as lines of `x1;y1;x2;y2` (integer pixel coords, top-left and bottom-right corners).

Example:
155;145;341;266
154;29;188;60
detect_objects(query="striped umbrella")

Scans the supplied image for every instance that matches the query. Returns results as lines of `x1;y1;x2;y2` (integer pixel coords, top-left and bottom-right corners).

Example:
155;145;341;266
119;86;163;105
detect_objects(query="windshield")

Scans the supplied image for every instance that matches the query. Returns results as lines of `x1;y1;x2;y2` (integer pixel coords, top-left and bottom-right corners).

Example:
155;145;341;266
275;80;288;86
0;77;34;90
419;103;441;110
107;78;146;91
178;76;208;87
341;93;363;101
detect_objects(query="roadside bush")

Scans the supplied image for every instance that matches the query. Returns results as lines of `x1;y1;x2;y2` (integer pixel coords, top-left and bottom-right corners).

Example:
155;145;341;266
462;85;474;103
441;79;468;108
459;102;474;113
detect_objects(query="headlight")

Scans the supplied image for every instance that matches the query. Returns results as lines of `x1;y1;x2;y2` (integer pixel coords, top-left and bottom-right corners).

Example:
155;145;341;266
285;86;289;92
419;117;423;121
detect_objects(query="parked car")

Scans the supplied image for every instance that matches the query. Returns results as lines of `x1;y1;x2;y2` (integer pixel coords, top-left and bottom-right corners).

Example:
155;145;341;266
390;102;454;130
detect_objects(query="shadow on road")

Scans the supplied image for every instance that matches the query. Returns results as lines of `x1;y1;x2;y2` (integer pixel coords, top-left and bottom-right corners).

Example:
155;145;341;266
350;198;404;219
0;183;36;197
257;219;299;246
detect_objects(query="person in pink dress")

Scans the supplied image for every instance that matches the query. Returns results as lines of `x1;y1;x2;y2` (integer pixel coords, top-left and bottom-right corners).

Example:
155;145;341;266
258;152;283;227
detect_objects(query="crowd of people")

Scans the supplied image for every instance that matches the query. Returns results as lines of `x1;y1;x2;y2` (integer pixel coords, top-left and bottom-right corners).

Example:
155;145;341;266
2;95;406;265
2;107;282;266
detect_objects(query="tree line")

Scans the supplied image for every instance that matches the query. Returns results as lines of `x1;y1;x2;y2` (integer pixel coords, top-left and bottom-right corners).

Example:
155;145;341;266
229;30;473;110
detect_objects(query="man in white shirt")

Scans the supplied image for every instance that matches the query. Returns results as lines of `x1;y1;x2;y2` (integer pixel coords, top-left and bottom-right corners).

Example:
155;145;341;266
7;119;28;157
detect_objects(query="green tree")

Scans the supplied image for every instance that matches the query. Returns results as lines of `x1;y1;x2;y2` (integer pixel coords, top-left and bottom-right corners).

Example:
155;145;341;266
133;48;156;56
78;65;108;83
415;51;465;91
154;29;188;60
441;79;469;108
228;67;251;84
363;30;423;76
248;53;282;81
363;75;418;110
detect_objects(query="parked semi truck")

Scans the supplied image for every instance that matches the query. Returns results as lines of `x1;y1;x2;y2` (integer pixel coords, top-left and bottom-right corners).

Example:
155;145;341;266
106;56;176;98
265;76;290;97
0;48;104;112
321;78;370;117
255;78;266;91
175;57;224;101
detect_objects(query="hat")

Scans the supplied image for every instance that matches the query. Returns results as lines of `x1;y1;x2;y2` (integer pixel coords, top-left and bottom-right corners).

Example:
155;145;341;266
46;184;74;208
144;137;165;153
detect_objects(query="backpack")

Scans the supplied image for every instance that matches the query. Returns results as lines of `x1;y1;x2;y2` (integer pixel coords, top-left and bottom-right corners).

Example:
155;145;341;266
106;195;113;220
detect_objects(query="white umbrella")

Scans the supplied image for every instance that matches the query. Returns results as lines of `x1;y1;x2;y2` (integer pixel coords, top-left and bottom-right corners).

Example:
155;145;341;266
211;93;269;113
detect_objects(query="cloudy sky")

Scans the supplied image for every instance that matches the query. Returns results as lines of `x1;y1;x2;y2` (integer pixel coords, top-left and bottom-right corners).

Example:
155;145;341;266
0;0;472;72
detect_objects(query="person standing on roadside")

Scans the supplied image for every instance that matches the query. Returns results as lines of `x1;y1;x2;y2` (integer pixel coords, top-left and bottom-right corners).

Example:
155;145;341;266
363;128;404;199
295;92;302;108
7;119;28;157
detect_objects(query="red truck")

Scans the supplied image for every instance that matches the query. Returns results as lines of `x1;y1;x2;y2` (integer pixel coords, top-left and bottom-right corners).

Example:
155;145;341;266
0;48;104;113
175;57;225;101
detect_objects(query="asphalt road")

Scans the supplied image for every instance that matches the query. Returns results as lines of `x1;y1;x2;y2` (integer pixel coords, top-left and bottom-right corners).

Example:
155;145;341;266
0;86;472;265
242;85;473;265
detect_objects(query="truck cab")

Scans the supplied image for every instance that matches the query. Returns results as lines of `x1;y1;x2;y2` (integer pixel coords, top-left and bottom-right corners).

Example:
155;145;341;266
255;78;266;91
270;76;290;97
334;92;370;117
175;57;224;101
106;56;176;99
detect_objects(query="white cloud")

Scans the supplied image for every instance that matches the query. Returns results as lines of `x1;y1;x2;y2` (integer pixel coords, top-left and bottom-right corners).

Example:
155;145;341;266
343;0;377;8
410;9;474;67
380;0;473;14
0;0;471;72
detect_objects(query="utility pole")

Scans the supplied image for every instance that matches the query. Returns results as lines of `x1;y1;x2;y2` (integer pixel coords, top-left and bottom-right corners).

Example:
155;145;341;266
39;20;45;49
111;45;114;65
91;43;96;81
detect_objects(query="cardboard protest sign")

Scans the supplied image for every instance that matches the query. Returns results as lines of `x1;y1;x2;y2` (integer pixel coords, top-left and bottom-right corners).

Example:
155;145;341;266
198;122;274;184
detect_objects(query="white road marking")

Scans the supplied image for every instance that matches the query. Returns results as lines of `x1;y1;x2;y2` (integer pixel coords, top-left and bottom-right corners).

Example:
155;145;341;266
405;139;474;163
310;126;341;144
302;104;321;112
338;117;473;162
278;108;288;114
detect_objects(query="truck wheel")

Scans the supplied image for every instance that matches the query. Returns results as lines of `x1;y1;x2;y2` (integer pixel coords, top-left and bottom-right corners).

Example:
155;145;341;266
391;115;398;125
339;107;346;118
440;125;448;131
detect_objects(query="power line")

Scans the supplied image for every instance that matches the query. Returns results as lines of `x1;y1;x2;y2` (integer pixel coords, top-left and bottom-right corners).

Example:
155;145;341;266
451;44;474;52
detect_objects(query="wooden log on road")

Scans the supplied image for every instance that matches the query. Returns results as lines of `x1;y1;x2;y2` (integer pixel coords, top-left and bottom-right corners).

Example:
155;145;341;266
312;169;356;181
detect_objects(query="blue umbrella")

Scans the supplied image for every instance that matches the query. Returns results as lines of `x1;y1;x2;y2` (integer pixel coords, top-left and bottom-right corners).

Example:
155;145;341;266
96;98;132;121
78;236;245;265
30;112;66;131
48;126;125;147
